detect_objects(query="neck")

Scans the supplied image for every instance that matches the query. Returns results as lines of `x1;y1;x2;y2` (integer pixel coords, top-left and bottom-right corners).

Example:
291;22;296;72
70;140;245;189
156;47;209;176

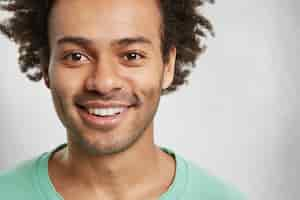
50;124;175;199
68;126;160;188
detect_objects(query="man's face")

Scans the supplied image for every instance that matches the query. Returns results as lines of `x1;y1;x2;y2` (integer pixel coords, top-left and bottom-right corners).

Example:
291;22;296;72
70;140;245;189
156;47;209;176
46;0;176;155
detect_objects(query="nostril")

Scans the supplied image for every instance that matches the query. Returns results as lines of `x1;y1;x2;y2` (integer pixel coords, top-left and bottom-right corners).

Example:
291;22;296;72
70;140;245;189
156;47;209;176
85;74;123;94
76;104;85;110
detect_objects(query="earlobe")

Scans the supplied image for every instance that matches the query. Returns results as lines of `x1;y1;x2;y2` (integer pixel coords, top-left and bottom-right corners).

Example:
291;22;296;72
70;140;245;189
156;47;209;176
162;47;176;90
42;66;51;89
44;75;50;89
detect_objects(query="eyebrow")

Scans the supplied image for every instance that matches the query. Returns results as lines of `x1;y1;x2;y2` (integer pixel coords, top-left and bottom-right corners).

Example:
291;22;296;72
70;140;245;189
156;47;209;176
57;36;93;47
112;37;153;47
56;36;153;48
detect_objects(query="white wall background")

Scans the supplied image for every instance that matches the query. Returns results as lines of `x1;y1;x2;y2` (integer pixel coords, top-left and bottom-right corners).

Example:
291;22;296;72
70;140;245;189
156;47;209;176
0;1;299;199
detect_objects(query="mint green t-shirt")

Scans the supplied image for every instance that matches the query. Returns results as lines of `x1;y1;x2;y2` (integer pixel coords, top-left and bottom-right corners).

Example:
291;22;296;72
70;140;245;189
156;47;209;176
0;144;245;199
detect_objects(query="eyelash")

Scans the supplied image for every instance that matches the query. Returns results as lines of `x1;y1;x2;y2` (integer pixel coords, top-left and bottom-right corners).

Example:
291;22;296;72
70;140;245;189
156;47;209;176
62;52;89;62
122;52;146;61
60;50;146;66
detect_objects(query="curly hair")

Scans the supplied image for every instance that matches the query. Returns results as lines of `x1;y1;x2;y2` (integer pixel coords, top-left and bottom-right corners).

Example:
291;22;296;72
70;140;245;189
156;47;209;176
0;0;214;94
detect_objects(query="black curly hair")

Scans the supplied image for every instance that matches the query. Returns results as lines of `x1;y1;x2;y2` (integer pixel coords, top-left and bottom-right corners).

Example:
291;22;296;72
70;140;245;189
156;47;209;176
0;0;214;94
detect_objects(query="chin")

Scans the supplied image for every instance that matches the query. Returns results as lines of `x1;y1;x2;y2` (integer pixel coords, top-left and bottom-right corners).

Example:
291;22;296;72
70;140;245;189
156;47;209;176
68;125;145;156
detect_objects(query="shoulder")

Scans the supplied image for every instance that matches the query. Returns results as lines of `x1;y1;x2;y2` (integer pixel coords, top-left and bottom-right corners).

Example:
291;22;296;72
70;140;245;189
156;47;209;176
178;155;246;200
0;154;45;198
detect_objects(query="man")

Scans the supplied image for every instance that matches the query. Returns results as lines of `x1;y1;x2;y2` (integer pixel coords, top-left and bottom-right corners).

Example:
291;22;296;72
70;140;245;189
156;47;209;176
0;0;244;199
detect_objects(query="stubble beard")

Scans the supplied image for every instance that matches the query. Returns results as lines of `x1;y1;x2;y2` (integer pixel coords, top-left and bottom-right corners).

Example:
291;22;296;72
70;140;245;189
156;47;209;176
57;85;163;156
67;99;159;156
69;124;148;156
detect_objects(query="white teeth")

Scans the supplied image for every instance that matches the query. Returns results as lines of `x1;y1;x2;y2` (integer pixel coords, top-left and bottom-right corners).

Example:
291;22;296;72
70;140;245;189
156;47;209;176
87;107;125;117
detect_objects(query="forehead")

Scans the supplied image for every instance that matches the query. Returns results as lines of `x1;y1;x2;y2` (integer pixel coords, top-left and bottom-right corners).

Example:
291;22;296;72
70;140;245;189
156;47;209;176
48;0;162;46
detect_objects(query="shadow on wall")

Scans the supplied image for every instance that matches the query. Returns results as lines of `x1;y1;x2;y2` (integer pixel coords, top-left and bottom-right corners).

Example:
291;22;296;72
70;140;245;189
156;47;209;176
0;103;26;170
279;2;300;199
281;109;300;200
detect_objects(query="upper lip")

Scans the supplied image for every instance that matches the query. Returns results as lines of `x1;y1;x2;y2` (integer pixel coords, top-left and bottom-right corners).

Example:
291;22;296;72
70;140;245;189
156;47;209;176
77;101;132;109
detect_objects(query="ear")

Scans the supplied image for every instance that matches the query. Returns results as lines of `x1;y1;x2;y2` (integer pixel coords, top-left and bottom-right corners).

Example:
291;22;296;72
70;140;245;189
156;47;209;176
42;65;51;89
162;47;176;90
39;48;51;89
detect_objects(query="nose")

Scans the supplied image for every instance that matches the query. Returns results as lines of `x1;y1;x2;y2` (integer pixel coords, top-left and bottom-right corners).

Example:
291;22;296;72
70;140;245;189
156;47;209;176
85;56;123;95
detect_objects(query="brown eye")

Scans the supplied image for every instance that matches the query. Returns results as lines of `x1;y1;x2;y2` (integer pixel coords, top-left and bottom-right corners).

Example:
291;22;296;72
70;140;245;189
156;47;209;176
63;52;89;63
123;52;144;61
71;53;83;61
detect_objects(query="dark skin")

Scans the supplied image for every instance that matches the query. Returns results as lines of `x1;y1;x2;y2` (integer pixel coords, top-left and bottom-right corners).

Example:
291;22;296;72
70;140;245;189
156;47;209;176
46;0;177;199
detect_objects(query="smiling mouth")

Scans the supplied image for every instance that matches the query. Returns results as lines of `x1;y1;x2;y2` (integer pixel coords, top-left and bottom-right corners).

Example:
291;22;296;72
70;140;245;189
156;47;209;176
89;107;126;117
76;103;132;129
77;104;129;117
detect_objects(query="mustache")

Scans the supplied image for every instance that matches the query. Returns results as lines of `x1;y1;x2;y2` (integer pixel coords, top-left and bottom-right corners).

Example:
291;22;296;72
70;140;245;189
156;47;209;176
75;90;141;106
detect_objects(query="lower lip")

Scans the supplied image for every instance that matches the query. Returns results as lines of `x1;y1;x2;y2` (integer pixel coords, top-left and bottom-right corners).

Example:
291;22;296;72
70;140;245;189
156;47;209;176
77;106;129;129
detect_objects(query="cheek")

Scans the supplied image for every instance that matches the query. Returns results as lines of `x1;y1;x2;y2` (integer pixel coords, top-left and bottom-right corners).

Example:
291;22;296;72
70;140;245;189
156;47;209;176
125;64;164;103
49;66;86;126
49;66;84;99
49;67;72;118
